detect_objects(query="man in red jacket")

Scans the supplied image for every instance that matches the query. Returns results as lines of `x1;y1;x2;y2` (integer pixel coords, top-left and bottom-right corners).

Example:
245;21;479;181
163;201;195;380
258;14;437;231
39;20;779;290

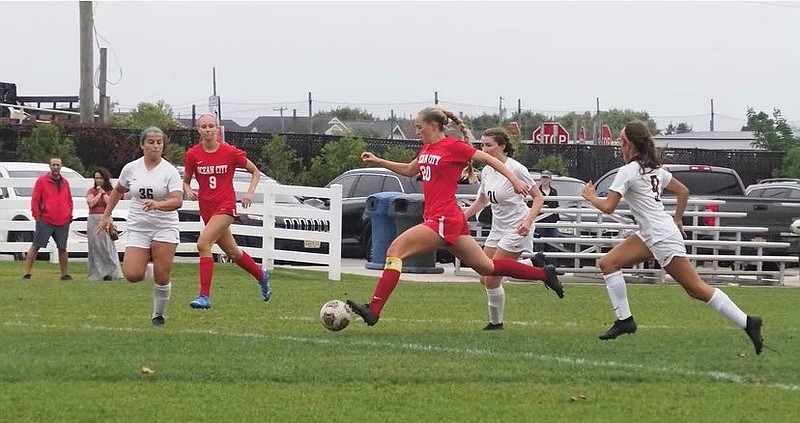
22;157;74;281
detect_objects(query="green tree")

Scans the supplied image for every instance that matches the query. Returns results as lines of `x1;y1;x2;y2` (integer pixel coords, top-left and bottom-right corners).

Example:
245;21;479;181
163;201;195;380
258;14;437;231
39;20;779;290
743;107;799;151
599;109;660;137
163;141;186;166
463;113;505;132
664;122;693;135
113;100;182;130
382;146;417;163
17;124;86;175
510;134;535;169
298;135;366;186
777;147;800;178
533;154;568;177
314;107;376;121
511;111;552;140
260;134;302;184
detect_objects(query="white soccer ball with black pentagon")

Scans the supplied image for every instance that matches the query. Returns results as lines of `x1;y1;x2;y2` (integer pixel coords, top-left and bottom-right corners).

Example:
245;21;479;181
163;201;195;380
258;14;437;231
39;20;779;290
791;218;800;236
319;299;352;332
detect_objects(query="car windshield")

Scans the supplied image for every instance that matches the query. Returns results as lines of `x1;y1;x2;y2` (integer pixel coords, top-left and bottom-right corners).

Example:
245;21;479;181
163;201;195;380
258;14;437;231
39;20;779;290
8;169;86;197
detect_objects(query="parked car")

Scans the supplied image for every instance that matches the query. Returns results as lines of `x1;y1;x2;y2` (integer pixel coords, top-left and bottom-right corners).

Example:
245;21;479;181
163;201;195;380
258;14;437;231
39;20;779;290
745;179;800;199
0;162;101;259
325;167;480;259
177;167;330;262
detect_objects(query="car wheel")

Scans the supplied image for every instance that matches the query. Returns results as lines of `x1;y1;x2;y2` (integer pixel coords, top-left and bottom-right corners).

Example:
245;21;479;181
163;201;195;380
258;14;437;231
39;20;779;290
10;231;33;261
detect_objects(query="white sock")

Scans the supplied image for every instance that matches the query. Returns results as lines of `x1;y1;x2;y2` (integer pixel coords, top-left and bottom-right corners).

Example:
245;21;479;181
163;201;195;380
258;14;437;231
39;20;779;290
706;288;747;328
486;286;505;325
604;271;632;320
152;283;171;319
144;263;154;281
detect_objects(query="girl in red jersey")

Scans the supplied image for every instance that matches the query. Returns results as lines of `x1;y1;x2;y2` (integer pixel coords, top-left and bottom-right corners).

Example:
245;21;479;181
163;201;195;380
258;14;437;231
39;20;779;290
347;107;562;326
183;114;271;309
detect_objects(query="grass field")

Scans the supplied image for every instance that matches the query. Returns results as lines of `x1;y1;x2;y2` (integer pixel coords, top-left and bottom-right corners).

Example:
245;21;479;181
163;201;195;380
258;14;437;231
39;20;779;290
1;260;798;422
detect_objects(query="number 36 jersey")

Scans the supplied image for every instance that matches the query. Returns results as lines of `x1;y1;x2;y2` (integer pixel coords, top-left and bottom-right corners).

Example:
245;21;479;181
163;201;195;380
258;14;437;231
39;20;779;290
118;157;183;231
608;161;677;244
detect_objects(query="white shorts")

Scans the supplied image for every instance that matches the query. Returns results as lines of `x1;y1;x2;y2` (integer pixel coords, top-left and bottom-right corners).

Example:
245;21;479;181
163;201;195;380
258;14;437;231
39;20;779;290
126;228;180;249
638;230;686;267
484;230;533;254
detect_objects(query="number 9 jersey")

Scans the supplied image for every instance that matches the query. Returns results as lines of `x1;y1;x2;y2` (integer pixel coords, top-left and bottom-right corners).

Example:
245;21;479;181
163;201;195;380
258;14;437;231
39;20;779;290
183;142;249;223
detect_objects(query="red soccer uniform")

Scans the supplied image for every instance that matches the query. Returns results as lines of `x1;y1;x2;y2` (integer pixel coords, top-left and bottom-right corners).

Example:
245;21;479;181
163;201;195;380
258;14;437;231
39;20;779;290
416;135;476;244
184;142;249;223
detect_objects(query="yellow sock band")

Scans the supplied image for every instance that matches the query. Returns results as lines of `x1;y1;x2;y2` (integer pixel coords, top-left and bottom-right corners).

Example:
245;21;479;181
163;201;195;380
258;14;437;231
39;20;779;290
385;256;403;272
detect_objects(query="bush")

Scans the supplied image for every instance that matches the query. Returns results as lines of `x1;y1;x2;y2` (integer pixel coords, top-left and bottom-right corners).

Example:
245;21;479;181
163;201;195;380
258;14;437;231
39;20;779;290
17;124;86;175
260;134;302;184
533;154;567;176
298;135;366;187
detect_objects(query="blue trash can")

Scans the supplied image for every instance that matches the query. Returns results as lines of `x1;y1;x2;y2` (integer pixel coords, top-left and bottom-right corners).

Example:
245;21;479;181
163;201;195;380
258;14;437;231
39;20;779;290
389;194;444;274
365;192;403;270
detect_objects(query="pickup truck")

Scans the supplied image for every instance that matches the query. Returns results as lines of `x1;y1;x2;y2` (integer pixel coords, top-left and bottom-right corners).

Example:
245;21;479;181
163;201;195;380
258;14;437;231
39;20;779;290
593;164;799;261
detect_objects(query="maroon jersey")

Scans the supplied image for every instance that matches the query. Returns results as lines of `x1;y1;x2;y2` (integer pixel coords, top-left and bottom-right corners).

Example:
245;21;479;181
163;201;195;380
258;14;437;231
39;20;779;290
184;142;248;207
416;136;476;220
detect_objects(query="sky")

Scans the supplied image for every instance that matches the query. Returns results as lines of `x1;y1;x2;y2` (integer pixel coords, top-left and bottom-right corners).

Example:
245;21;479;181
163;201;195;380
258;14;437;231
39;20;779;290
3;0;800;131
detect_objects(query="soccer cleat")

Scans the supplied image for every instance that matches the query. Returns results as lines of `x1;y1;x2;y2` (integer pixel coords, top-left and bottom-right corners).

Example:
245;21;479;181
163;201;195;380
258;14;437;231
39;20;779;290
530;252;547;268
258;269;272;302
151;315;166;327
189;294;211;309
543;265;564;299
483;322;504;331
599;316;637;340
60;274;73;281
22;274;31;281
744;315;763;355
103;275;113;281
346;300;379;326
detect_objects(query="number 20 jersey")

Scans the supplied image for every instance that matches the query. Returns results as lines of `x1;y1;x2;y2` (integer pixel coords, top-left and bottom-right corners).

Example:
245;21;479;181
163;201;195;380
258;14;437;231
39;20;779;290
417;136;476;220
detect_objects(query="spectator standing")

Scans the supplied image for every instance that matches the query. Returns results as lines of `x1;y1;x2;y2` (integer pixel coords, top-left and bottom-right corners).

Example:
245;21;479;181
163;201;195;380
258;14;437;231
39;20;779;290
22;157;74;281
86;167;123;281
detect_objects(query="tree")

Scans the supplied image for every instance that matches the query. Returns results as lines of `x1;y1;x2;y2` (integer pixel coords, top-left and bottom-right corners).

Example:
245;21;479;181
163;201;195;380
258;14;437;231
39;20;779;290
113;100;182;130
511;111;552;140
533;154;568;177
743;107;799;151
298;135;366;187
260;134;302;184
163;141;186;167
599;109;660;137
463;113;505;132
777;147;800;178
314;107;376;122
17;124;86;175
664;122;693;135
382;146;417;163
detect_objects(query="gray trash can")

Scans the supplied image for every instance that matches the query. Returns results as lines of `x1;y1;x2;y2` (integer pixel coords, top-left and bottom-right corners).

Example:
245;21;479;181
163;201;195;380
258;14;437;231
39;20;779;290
388;194;444;274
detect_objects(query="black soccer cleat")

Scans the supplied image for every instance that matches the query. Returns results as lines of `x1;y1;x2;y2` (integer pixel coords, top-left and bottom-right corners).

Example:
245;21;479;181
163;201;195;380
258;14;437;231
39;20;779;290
530;252;547;268
744;315;763;355
151;315;166;327
599;316;637;340
543;265;564;299
483;322;504;331
346;300;379;326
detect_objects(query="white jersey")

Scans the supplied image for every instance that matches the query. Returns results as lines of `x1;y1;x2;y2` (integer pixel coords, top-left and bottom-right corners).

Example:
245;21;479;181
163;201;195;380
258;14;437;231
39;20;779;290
118;157;182;232
608;161;679;243
478;157;537;233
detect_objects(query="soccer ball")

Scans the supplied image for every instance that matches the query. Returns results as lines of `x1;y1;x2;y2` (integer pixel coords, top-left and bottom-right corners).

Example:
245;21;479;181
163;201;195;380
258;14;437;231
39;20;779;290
791;218;800;236
319;300;352;332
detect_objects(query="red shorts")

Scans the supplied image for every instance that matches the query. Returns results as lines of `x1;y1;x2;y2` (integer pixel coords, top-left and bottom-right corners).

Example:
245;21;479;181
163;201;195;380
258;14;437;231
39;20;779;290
421;212;471;245
200;200;238;225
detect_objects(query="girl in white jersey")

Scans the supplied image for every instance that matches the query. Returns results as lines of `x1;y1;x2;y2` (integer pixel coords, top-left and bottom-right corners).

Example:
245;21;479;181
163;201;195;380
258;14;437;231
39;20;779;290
581;121;764;355
464;128;563;330
100;127;183;327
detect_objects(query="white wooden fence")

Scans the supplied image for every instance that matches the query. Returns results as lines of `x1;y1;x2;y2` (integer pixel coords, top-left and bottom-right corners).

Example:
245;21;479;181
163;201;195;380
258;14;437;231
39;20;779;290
459;196;797;285
0;176;344;281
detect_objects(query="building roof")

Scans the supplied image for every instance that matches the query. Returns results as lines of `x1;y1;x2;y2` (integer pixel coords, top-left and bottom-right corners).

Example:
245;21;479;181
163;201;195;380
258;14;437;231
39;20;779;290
653;131;758;150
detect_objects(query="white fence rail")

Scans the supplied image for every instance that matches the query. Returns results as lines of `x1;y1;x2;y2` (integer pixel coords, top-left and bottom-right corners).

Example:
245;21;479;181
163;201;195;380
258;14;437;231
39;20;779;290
0;176;343;281
461;196;796;285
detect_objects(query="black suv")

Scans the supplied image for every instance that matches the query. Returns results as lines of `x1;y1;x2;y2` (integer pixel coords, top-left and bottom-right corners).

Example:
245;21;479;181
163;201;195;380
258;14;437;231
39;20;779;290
326;167;479;258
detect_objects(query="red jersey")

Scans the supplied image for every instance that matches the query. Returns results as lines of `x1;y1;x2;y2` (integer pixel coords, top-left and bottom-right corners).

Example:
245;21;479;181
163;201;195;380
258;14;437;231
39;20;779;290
183;142;248;206
417;136;476;220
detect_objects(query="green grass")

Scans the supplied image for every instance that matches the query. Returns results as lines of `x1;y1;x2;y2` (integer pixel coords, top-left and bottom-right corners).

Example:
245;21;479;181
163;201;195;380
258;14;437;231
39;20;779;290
1;261;798;422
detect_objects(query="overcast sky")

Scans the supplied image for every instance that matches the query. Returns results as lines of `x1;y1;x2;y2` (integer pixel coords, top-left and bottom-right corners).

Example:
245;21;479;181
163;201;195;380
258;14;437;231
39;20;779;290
4;0;800;131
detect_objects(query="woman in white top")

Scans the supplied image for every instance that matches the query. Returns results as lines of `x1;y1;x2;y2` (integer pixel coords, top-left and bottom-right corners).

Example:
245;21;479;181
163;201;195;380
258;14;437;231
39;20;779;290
100;127;183;327
580;121;763;354
464;127;563;331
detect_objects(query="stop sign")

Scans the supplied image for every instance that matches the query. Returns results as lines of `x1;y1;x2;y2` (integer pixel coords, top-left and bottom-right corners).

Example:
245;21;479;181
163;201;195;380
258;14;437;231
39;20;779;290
532;122;570;144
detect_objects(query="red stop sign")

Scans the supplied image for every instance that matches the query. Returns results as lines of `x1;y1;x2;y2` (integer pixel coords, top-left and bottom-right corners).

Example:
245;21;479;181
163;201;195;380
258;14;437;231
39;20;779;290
532;122;570;144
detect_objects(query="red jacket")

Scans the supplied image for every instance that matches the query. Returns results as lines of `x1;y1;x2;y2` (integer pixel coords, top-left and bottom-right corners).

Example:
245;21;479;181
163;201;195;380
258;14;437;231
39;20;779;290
31;174;73;226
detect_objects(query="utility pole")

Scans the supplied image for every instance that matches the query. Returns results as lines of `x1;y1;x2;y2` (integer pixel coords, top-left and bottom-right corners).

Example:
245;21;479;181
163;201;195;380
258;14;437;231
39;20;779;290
210;67;221;121
274;106;288;132
434;91;439;105
517;98;521;117
79;1;94;123
499;96;504;120
595;97;601;145
98;47;109;123
308;91;313;133
710;98;715;132
389;109;395;139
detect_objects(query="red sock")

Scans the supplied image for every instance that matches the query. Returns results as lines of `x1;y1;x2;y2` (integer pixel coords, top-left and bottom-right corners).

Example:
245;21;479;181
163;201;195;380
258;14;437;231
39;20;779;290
199;256;214;296
370;268;401;316
492;258;546;281
235;251;264;281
